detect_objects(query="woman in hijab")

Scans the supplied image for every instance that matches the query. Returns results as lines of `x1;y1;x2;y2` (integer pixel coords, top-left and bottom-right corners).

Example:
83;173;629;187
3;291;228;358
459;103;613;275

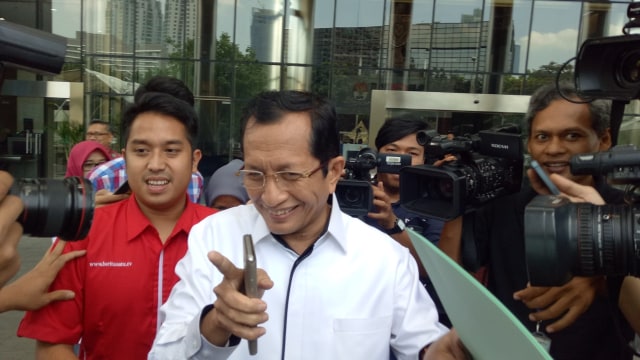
65;140;113;178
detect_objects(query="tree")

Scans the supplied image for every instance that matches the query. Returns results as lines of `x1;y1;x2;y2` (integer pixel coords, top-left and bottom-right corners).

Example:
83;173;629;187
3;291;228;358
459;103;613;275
502;61;574;95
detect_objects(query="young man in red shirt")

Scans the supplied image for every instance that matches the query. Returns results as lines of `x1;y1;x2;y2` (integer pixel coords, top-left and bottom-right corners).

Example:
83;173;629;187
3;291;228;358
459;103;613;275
17;92;217;359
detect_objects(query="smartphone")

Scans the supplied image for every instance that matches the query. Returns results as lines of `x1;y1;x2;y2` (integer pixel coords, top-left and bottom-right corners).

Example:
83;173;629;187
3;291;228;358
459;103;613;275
243;234;258;355
530;160;560;195
113;180;130;195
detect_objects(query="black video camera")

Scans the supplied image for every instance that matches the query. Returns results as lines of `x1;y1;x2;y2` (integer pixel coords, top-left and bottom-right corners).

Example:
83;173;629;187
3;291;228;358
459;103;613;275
399;125;523;221
336;147;411;217
525;145;640;286
575;34;640;101
11;177;94;240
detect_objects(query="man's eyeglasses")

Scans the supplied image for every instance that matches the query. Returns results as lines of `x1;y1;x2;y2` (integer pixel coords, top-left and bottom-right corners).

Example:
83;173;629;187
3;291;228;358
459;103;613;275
236;162;326;190
82;160;107;171
86;131;110;138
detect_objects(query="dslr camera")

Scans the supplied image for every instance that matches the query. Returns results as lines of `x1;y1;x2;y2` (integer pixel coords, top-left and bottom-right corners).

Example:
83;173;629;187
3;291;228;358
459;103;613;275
335;147;411;217
399;125;524;221
11;177;95;240
525;145;640;286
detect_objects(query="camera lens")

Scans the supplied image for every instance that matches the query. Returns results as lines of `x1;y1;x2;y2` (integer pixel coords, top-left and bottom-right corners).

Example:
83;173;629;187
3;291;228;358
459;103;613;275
618;50;640;87
11;177;94;240
572;203;637;277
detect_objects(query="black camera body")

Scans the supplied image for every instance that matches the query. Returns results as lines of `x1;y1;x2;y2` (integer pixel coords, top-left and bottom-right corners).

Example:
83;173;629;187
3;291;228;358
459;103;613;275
399;126;523;221
336;147;411;217
525;146;640;286
11;177;94;240
575;34;640;101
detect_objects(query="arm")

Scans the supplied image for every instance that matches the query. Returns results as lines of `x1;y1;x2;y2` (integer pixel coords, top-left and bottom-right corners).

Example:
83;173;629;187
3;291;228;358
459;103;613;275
368;182;426;277
199;251;272;346
513;170;608;333
619;276;640;334
150;224;272;359
437;217;463;264
513;276;605;333
0;171;24;288
0;240;85;313
423;329;471;360
36;341;76;360
93;189;130;208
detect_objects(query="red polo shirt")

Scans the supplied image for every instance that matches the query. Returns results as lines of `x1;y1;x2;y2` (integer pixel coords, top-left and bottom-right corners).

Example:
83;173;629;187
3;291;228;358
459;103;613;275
18;194;216;360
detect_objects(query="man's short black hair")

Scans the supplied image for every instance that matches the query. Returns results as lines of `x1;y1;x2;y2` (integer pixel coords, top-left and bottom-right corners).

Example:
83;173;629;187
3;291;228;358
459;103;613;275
240;90;340;169
375;117;429;151
122;92;198;147
88;119;113;134
134;76;195;106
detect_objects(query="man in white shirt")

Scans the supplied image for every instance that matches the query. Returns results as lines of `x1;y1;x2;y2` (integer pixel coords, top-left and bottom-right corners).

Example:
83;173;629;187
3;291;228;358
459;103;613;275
149;90;467;360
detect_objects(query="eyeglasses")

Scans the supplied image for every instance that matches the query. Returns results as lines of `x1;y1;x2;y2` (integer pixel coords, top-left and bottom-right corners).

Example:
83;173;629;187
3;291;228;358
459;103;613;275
86;131;110;138
82;160;106;171
236;162;326;190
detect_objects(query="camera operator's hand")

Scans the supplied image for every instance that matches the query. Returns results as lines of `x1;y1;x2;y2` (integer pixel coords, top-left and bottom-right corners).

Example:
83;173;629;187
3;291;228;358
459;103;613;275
513;276;605;333
0;240;86;312
0;171;24;288
94;188;130;208
368;181;427;278
199;251;273;347
368;181;396;230
527;169;605;205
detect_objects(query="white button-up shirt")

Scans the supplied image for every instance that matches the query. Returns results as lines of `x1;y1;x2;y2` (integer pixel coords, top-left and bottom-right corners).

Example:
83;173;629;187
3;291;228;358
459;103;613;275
149;195;448;360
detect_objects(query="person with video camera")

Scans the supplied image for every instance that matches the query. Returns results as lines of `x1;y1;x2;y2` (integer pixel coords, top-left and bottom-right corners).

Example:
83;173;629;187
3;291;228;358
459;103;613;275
0;171;87;313
364;117;449;326
439;82;634;359
16;92;217;359
529;168;640;338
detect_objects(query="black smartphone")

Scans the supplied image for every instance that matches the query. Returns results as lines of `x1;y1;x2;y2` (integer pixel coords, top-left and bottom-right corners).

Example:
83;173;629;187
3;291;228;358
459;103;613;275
243;234;258;355
530;160;560;195
113;180;130;195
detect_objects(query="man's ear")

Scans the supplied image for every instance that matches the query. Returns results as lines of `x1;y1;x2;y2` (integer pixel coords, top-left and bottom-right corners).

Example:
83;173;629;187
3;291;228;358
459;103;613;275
599;128;612;151
192;149;202;172
328;156;346;189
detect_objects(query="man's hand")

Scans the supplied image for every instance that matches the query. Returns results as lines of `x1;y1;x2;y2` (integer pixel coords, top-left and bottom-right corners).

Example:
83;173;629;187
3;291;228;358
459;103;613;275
423;329;471;360
0;240;86;312
367;181;396;230
513;276;604;333
527;169;605;205
200;251;273;347
0;171;24;288
94;189;130;208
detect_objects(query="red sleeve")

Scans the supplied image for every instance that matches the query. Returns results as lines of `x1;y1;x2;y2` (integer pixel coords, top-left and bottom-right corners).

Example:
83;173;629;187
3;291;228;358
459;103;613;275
17;239;87;344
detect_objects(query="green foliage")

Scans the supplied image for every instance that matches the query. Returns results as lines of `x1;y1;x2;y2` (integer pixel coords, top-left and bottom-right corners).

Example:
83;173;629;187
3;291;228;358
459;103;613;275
56;121;84;158
502;62;574;95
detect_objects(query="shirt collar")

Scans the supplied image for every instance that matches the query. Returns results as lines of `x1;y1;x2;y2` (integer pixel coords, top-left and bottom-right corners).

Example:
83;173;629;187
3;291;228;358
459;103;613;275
124;193;194;242
324;193;349;253
246;194;349;254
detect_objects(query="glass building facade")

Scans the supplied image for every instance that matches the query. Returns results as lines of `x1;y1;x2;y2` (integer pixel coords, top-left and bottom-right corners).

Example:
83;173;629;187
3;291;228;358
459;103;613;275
1;0;639;178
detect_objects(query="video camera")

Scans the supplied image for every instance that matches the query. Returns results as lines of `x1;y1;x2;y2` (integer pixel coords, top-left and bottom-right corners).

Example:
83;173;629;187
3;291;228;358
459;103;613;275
399;125;524;221
335;147;411;217
0;19;67;76
0;21;92;240
525;145;640;286
574;2;640;102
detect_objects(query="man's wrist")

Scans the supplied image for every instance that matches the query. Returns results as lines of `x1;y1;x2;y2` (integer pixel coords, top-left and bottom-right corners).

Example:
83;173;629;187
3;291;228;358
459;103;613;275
385;217;406;235
199;304;235;347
